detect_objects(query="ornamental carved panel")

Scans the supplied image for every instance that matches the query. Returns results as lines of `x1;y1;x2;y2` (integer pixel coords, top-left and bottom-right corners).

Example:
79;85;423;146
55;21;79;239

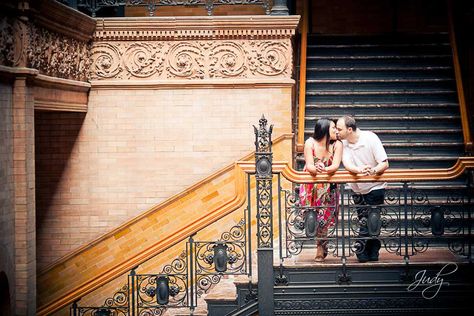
0;16;16;67
90;39;292;80
0;15;91;82
27;23;91;81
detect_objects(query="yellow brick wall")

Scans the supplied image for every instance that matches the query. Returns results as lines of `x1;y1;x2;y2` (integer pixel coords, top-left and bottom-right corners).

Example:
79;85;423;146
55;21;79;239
37;106;293;312
49;137;293;315
35;86;292;271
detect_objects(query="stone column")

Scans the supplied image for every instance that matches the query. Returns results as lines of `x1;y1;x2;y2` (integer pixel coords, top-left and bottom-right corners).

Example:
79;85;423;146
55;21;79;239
11;4;37;314
12;75;36;316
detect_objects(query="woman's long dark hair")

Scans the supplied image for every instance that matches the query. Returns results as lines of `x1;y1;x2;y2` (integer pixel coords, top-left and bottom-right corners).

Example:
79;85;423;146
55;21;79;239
312;118;332;150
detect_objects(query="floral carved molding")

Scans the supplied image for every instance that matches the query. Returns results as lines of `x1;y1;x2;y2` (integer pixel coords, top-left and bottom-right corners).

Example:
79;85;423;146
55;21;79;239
0;15;91;82
27;23;91;82
90;39;292;81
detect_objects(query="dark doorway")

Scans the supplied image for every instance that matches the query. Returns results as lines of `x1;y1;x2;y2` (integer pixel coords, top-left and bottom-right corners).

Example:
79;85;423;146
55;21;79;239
0;271;11;316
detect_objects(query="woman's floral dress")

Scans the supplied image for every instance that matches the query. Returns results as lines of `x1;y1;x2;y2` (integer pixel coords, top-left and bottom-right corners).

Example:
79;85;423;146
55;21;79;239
299;143;338;231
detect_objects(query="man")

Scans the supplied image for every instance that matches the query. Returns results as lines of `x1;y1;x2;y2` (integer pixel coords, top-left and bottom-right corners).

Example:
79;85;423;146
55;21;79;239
336;116;389;262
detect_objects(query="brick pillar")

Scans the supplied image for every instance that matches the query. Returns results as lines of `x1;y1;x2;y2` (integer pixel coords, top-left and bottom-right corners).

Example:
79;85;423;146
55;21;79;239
12;76;36;315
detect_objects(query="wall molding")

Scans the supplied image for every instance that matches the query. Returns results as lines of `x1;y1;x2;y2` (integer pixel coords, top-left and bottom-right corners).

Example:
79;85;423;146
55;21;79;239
94;16;300;41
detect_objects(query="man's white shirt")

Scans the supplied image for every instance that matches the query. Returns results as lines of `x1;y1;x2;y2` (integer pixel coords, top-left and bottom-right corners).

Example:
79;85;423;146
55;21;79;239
342;129;388;194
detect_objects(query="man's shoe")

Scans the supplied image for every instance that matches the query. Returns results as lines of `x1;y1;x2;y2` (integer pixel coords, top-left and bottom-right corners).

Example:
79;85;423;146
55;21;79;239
357;253;370;263
369;255;379;262
368;240;381;262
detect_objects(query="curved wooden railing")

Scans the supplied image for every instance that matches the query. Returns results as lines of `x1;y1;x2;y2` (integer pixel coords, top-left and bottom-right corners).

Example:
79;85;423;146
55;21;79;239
39;153;474;314
447;0;473;152
238;156;474;183
296;0;309;152
37;134;293;316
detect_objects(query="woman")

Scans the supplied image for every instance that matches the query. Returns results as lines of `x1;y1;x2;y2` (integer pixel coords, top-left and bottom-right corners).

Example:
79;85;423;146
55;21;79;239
299;118;342;262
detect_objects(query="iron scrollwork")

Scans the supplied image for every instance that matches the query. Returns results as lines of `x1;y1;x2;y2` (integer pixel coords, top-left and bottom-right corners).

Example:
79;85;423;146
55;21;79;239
283;187;339;259
135;251;189;315
71;284;129;316
193;218;247;297
254;115;273;249
73;0;270;17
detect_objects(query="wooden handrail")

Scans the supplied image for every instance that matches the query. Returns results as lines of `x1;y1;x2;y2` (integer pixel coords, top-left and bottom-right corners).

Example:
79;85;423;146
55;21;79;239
238;157;474;183
296;0;309;152
447;0;473;152
37;134;293;316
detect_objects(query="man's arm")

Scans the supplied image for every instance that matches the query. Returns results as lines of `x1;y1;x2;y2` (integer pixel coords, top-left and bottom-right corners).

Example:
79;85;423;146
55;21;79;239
342;155;368;174
368;160;389;175
368;132;389;175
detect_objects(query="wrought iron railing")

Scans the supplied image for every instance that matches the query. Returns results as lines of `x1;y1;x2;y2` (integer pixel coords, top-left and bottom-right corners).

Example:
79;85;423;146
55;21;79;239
71;207;252;315
59;0;273;17
278;181;472;266
69;116;473;315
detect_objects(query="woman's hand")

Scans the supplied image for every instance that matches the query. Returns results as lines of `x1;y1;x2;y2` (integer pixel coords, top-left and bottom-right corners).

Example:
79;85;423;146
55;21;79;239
316;161;326;173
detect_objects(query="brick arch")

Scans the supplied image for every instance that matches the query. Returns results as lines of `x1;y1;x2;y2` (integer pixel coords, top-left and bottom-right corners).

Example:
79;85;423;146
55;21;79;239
0;271;11;316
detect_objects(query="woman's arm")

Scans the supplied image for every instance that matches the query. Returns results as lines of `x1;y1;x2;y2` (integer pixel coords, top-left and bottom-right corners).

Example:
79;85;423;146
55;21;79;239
304;139;318;176
324;141;342;173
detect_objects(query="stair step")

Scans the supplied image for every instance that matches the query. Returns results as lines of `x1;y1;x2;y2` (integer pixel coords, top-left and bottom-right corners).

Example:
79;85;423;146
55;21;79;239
382;142;462;147
304;129;461;135
307;43;450;48
306;78;453;83
306;115;459;121
306;90;455;95
306;83;455;92
309;58;451;68
307;66;451;71
300;34;463;195
305;102;458;108
308;70;454;80
308;54;451;60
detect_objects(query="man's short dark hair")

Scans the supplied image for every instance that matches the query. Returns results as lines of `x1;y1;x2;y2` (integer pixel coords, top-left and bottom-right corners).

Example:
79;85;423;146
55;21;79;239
341;116;357;130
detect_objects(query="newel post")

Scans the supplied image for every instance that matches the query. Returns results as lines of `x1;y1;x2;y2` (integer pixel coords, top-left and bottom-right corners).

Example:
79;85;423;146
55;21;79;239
253;115;274;314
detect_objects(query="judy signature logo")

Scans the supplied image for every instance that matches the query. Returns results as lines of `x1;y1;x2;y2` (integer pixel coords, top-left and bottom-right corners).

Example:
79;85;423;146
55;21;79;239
407;263;458;299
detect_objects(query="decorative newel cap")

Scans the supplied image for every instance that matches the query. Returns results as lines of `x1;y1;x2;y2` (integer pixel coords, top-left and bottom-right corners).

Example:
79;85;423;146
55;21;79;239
253;114;273;153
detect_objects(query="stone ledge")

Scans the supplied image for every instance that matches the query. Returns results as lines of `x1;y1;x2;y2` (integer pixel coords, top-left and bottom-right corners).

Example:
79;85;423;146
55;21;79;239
30;0;96;41
90;78;295;89
94;15;300;41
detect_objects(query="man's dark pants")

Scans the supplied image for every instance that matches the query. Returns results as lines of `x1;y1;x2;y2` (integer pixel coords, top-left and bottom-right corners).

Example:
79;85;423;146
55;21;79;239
352;188;385;262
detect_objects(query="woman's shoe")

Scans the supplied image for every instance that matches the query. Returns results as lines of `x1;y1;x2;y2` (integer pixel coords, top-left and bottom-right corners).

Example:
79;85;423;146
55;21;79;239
315;244;325;262
322;242;328;259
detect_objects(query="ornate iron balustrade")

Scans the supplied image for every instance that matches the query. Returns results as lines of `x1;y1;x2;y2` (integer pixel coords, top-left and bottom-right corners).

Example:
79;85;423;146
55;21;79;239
68;116;473;315
70;208;251;315
59;0;273;17
279;182;473;267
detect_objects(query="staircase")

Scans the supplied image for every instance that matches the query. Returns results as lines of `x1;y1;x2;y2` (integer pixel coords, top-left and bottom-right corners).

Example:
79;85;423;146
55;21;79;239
54;35;473;316
206;34;474;315
301;33;464;170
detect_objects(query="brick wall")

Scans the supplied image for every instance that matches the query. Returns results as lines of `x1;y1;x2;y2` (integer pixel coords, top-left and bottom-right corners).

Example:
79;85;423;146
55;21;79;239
40;134;293;315
35;86;292;271
0;81;15;315
12;77;36;315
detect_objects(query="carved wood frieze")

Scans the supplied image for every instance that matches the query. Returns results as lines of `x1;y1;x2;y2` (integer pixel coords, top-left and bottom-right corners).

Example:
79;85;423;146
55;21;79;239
90;39;292;80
